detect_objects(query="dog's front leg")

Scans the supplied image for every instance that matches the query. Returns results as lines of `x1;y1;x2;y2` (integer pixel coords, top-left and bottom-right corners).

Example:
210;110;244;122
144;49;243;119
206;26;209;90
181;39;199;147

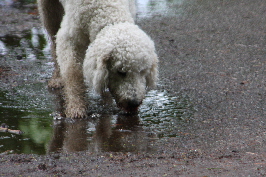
56;29;88;119
62;61;87;119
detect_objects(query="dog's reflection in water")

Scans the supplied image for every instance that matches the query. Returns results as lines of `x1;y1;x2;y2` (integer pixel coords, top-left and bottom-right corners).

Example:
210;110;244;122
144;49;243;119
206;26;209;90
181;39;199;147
48;87;156;153
48;114;156;153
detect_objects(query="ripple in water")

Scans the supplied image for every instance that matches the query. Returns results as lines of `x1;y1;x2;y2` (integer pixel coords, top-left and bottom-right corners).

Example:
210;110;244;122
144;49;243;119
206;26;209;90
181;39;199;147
140;90;194;138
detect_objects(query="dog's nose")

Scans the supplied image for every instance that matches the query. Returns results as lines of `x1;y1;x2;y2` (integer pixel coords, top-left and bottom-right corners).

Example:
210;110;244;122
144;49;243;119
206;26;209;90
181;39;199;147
127;99;141;108
118;99;142;113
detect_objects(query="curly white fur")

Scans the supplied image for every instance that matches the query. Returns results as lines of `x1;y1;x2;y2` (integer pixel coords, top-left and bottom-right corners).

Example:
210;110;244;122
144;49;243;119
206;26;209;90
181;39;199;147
38;0;158;118
83;22;158;110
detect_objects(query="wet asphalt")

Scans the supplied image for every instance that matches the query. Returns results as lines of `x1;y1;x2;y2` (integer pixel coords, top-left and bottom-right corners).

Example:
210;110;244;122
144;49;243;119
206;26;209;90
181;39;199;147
1;0;266;176
141;0;266;154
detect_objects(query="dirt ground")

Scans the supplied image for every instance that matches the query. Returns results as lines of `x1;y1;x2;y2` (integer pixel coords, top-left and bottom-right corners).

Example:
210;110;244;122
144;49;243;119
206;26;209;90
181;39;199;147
1;0;266;176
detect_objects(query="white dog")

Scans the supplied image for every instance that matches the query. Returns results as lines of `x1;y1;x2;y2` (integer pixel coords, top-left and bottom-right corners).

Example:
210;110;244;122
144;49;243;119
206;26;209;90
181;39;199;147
38;0;158;118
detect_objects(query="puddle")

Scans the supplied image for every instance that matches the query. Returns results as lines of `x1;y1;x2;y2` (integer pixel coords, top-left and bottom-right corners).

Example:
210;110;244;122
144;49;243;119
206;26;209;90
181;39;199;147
0;26;54;154
0;0;36;7
137;0;185;18
0;83;194;154
0;1;195;155
46;89;194;153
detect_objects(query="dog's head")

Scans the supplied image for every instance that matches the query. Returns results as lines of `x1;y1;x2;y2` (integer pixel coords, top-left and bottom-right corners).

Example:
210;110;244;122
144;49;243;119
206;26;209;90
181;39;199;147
83;23;158;112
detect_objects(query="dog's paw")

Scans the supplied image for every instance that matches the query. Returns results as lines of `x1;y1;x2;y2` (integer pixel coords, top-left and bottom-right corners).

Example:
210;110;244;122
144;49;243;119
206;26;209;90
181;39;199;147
65;106;88;119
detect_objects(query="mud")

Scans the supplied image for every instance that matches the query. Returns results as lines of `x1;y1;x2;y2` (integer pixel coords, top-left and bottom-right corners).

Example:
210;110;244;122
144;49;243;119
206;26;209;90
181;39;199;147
1;0;266;176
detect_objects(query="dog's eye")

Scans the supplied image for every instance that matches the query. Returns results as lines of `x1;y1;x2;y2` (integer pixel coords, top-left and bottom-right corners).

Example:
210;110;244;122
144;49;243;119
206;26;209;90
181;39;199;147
117;71;127;77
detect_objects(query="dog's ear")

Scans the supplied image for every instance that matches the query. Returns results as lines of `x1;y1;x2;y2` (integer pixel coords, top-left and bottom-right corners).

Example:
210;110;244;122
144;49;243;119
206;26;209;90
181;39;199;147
83;38;114;94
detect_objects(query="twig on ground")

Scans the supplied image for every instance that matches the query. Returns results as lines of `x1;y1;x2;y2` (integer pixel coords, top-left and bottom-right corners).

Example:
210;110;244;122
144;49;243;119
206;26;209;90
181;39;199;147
0;123;23;135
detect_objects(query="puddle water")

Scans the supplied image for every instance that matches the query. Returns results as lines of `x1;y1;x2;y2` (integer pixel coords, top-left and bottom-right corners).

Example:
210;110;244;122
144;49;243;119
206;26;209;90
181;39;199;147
44;89;194;154
0;0;36;6
0;1;195;155
137;0;185;18
0;27;54;154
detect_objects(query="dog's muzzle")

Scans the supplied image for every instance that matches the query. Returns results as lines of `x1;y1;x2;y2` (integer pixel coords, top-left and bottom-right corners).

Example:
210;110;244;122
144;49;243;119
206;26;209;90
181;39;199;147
118;99;142;113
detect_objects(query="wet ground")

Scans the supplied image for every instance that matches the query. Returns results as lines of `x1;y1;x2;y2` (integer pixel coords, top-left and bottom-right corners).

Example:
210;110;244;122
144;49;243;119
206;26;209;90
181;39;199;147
1;0;266;176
